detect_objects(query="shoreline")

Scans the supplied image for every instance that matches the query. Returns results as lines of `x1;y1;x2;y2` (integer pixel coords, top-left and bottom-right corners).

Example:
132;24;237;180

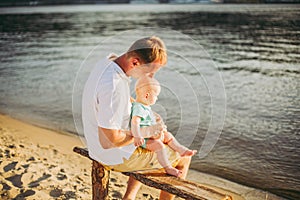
0;114;284;199
0;4;299;15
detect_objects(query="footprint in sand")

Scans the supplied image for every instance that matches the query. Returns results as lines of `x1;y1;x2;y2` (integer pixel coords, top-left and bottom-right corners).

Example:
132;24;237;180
112;190;123;199
3;161;18;172
12;189;35;199
28;173;51;188
5;174;23;188
49;188;63;198
0;181;11;191
56;173;67;181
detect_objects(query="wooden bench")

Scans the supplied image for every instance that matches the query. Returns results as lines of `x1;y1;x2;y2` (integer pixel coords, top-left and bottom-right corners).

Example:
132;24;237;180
73;147;233;200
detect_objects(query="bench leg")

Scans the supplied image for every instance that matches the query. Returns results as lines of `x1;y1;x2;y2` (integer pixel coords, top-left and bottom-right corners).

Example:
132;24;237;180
92;161;110;200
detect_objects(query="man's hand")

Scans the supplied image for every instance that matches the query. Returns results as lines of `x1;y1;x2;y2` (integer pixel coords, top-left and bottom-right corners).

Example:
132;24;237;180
141;120;166;138
152;122;166;134
153;112;163;124
153;112;167;132
134;137;145;147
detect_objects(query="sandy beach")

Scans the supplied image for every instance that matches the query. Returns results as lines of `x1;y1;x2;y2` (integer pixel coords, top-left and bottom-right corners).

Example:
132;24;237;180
0;114;284;200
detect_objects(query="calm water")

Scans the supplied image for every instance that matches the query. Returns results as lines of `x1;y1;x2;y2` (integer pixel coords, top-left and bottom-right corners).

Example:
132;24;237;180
0;4;299;199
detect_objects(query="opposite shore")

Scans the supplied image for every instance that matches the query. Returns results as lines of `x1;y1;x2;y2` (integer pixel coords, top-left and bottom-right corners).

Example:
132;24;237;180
0;0;299;7
0;114;284;199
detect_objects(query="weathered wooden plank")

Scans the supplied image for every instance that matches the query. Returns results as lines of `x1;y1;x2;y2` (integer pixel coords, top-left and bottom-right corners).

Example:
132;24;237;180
73;147;232;200
123;170;232;200
73;146;90;159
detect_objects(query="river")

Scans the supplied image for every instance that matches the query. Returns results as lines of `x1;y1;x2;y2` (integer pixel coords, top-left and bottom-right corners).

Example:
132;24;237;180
0;4;299;199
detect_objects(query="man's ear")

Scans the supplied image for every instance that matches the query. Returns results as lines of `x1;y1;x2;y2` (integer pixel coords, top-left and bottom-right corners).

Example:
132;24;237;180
132;57;141;67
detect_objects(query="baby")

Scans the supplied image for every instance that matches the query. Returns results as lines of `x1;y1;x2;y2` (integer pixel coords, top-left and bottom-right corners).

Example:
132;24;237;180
130;76;197;177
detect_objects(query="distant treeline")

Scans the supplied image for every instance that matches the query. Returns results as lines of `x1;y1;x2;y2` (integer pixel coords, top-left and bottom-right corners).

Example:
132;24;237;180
0;0;299;6
0;0;130;6
224;0;299;2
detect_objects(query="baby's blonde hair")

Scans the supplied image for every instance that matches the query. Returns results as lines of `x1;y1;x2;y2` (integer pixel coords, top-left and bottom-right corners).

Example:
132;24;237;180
135;76;161;96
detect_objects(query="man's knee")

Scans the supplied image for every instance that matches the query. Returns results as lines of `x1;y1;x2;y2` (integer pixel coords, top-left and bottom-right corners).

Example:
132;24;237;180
176;156;191;169
163;132;174;144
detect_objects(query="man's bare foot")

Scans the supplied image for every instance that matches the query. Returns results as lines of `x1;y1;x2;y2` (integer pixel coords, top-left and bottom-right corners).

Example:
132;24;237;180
180;149;197;157
164;166;182;177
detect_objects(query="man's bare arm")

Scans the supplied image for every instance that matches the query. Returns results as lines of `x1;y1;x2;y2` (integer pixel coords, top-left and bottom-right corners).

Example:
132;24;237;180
98;127;133;149
98;115;166;149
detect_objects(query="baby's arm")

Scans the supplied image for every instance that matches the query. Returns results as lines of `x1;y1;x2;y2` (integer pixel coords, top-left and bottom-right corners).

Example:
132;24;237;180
131;116;145;147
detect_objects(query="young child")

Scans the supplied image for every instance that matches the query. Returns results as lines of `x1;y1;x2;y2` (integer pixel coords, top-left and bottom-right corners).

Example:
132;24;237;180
130;76;197;177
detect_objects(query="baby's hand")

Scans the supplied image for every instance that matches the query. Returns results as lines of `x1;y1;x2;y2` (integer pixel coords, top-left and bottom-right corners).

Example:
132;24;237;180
134;137;145;147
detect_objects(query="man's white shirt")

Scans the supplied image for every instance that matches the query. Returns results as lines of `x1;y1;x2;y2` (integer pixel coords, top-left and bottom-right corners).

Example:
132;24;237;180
82;57;135;165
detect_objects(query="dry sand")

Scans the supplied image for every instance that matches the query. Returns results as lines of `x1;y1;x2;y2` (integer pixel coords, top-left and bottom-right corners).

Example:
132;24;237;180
0;114;283;200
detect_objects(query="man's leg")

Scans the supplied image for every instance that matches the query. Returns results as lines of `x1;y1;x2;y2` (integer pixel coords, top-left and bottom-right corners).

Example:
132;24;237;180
159;156;192;200
122;176;142;200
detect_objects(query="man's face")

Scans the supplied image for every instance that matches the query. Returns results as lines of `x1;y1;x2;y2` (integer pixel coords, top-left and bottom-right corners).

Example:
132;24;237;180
128;60;164;79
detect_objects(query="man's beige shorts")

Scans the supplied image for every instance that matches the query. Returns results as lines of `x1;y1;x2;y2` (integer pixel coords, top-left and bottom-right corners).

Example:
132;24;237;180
105;145;181;172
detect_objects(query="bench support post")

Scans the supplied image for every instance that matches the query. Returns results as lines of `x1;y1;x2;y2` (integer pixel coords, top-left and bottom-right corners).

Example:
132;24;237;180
92;160;110;200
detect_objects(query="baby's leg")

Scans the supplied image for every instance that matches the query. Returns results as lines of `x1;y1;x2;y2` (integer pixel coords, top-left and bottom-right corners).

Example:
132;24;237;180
146;139;182;177
163;132;197;157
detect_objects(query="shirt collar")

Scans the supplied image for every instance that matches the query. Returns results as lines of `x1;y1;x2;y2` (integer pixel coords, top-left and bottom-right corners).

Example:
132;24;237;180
109;59;131;83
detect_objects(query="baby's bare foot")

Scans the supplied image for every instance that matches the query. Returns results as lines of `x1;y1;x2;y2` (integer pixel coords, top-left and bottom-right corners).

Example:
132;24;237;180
165;166;182;177
181;149;197;157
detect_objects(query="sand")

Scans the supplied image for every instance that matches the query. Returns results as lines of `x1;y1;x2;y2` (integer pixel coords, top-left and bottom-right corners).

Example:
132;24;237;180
0;114;284;200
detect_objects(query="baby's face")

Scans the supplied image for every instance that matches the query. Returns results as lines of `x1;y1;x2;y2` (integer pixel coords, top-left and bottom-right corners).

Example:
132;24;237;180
137;84;160;106
147;87;160;105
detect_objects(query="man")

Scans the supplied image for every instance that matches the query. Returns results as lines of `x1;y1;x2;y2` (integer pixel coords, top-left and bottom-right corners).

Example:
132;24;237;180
82;36;192;200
